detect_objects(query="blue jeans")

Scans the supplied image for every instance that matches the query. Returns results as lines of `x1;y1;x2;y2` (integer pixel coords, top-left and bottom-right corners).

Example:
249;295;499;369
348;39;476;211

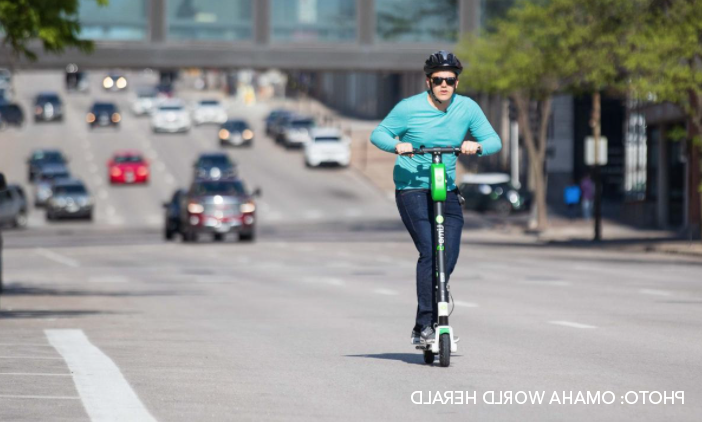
395;189;464;331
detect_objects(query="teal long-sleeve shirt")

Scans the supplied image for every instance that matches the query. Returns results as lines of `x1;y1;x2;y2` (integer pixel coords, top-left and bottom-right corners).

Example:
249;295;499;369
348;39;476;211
370;92;502;190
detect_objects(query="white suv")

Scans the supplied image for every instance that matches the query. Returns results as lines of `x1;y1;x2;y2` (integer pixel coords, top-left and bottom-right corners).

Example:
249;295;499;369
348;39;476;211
304;128;351;168
191;99;227;125
152;100;191;133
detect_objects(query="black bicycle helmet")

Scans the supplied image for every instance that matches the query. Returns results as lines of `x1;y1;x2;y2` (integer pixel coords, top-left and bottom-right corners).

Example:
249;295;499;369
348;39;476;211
424;50;463;76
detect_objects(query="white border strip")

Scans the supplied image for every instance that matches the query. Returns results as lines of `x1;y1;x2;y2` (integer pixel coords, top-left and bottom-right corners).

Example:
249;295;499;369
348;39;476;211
45;329;157;422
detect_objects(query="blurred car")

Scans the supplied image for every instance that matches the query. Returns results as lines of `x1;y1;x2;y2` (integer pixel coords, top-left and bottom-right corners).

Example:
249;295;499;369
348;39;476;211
163;189;186;240
131;87;160;116
0;184;28;229
65;66;89;93
152;100;191;133
87;102;121;129
0;87;13;102
193;153;237;180
265;109;291;136
180;178;260;242
191;99;227;125
33;164;71;207
0;173;5;293
279;116;315;148
33;92;63;122
0;68;11;90
27;149;67;182
0;102;23;128
103;74;128;91
458;173;532;217
155;82;174;98
46;178;93;221
269;112;297;141
304;128;351;168
218;119;254;147
108;151;149;184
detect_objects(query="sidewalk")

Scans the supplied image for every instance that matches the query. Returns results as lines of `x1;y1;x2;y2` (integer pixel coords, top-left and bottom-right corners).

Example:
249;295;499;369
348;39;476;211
265;96;702;259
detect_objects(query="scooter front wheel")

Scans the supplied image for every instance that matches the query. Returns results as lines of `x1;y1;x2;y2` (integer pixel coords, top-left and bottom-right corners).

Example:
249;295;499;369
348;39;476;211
439;333;451;367
423;350;434;364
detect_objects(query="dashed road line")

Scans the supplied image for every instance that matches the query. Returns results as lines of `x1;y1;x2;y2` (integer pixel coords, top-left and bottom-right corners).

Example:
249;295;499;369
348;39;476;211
548;321;596;329
453;301;479;308
639;289;672;297
374;288;398;296
45;329;158;422
34;248;80;268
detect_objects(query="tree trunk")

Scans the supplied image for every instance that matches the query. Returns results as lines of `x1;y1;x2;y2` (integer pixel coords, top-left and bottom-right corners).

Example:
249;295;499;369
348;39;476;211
687;90;702;240
514;93;549;232
591;92;603;241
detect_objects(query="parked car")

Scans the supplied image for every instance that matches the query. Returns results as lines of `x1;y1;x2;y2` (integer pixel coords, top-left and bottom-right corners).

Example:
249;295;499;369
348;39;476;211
179;178;260;242
304;127;351;168
34;164;71;207
152;100;191;133
219;119;254;147
108;151;149;184
193;153;237;180
103;74;128;91
46;178;93;221
0;184;28;229
163;189;186;240
33;92;63;122
131;87;160;116
458;173;532;217
269;112;297;141
279;116;315;148
265;109;291;135
87;102;121;129
191;99;227;125
0;102;25;127
27;149;67;182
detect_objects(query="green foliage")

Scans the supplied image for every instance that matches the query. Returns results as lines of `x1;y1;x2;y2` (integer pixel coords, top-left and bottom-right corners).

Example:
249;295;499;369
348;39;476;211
0;0;107;61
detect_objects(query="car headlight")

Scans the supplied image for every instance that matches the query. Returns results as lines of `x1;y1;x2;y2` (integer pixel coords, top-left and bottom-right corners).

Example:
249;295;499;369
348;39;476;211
86;113;96;123
240;202;255;213
103;77;114;89
243;129;254;140
188;203;204;214
219;129;230;139
507;190;519;204
112;113;121;123
478;184;492;195
116;77;127;89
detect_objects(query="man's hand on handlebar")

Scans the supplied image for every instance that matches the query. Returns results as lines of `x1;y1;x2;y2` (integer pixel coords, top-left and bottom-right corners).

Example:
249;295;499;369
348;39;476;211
395;142;415;158
461;140;482;155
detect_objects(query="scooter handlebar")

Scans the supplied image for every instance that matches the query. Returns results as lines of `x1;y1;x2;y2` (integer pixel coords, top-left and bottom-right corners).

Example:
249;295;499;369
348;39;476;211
396;145;482;156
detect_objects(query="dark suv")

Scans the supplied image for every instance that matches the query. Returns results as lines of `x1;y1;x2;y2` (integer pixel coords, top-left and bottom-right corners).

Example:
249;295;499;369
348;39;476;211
27;149;67;182
179;179;260;243
458;173;532;217
34;92;63;122
0;102;24;127
87;102;121;129
193;153;237;180
0;184;27;229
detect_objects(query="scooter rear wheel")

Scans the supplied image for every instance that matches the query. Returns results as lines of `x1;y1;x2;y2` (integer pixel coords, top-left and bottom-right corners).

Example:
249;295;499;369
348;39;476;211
423;350;434;364
439;333;450;367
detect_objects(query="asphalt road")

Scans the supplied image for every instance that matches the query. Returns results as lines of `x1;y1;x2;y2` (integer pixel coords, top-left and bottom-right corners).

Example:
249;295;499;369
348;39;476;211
1;71;701;422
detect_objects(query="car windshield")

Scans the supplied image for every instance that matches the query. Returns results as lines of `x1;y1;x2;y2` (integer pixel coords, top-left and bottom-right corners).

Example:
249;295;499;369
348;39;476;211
40;172;70;181
225;122;247;130
32;152;64;163
114;155;143;164
159;106;182;111
199;100;219;106
37;94;60;104
0;104;20;112
315;136;341;143
193;181;245;195
291;119;314;128
198;156;231;167
92;104;116;112
138;91;156;98
53;185;87;195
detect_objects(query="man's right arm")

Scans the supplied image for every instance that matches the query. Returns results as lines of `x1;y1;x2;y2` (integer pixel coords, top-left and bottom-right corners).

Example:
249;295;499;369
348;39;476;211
370;100;409;153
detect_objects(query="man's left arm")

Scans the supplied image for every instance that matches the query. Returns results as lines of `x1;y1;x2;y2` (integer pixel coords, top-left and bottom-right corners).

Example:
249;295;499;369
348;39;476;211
466;104;502;156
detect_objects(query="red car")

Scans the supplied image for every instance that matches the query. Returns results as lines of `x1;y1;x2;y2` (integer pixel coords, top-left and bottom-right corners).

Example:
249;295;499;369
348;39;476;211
108;151;149;184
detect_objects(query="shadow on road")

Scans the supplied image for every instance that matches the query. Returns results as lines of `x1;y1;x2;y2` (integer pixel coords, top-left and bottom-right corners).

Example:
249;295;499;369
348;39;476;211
345;353;462;366
0;309;117;319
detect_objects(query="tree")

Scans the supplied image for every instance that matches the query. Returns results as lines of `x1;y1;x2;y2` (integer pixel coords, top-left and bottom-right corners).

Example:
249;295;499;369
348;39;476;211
458;1;568;232
0;0;107;63
625;0;702;238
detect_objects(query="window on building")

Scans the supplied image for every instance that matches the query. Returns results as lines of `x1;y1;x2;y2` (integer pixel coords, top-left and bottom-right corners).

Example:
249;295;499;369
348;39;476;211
271;0;356;42
480;0;516;31
624;98;648;201
376;0;459;43
167;0;253;41
78;0;148;41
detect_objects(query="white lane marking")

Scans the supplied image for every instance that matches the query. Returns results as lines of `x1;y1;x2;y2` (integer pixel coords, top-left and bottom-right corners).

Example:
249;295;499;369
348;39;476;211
88;276;129;283
520;280;571;287
548;321;596;329
639;289;672;297
45;329;158;422
302;277;345;286
34;248;80;268
0;394;80;400
0;373;71;376
374;288;398;296
454;301;479;308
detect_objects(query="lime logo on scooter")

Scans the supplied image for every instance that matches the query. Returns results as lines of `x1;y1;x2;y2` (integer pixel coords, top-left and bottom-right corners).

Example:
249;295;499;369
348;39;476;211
436;215;445;251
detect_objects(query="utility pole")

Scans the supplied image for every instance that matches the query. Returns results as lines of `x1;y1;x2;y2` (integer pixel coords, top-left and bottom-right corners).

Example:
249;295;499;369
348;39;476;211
591;92;603;241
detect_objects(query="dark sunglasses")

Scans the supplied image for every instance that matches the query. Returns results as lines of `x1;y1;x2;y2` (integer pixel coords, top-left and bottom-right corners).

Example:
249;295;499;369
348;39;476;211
431;77;457;86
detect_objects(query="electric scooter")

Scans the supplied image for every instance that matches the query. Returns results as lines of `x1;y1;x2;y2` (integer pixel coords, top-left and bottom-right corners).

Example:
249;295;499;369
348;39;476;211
399;145;480;367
